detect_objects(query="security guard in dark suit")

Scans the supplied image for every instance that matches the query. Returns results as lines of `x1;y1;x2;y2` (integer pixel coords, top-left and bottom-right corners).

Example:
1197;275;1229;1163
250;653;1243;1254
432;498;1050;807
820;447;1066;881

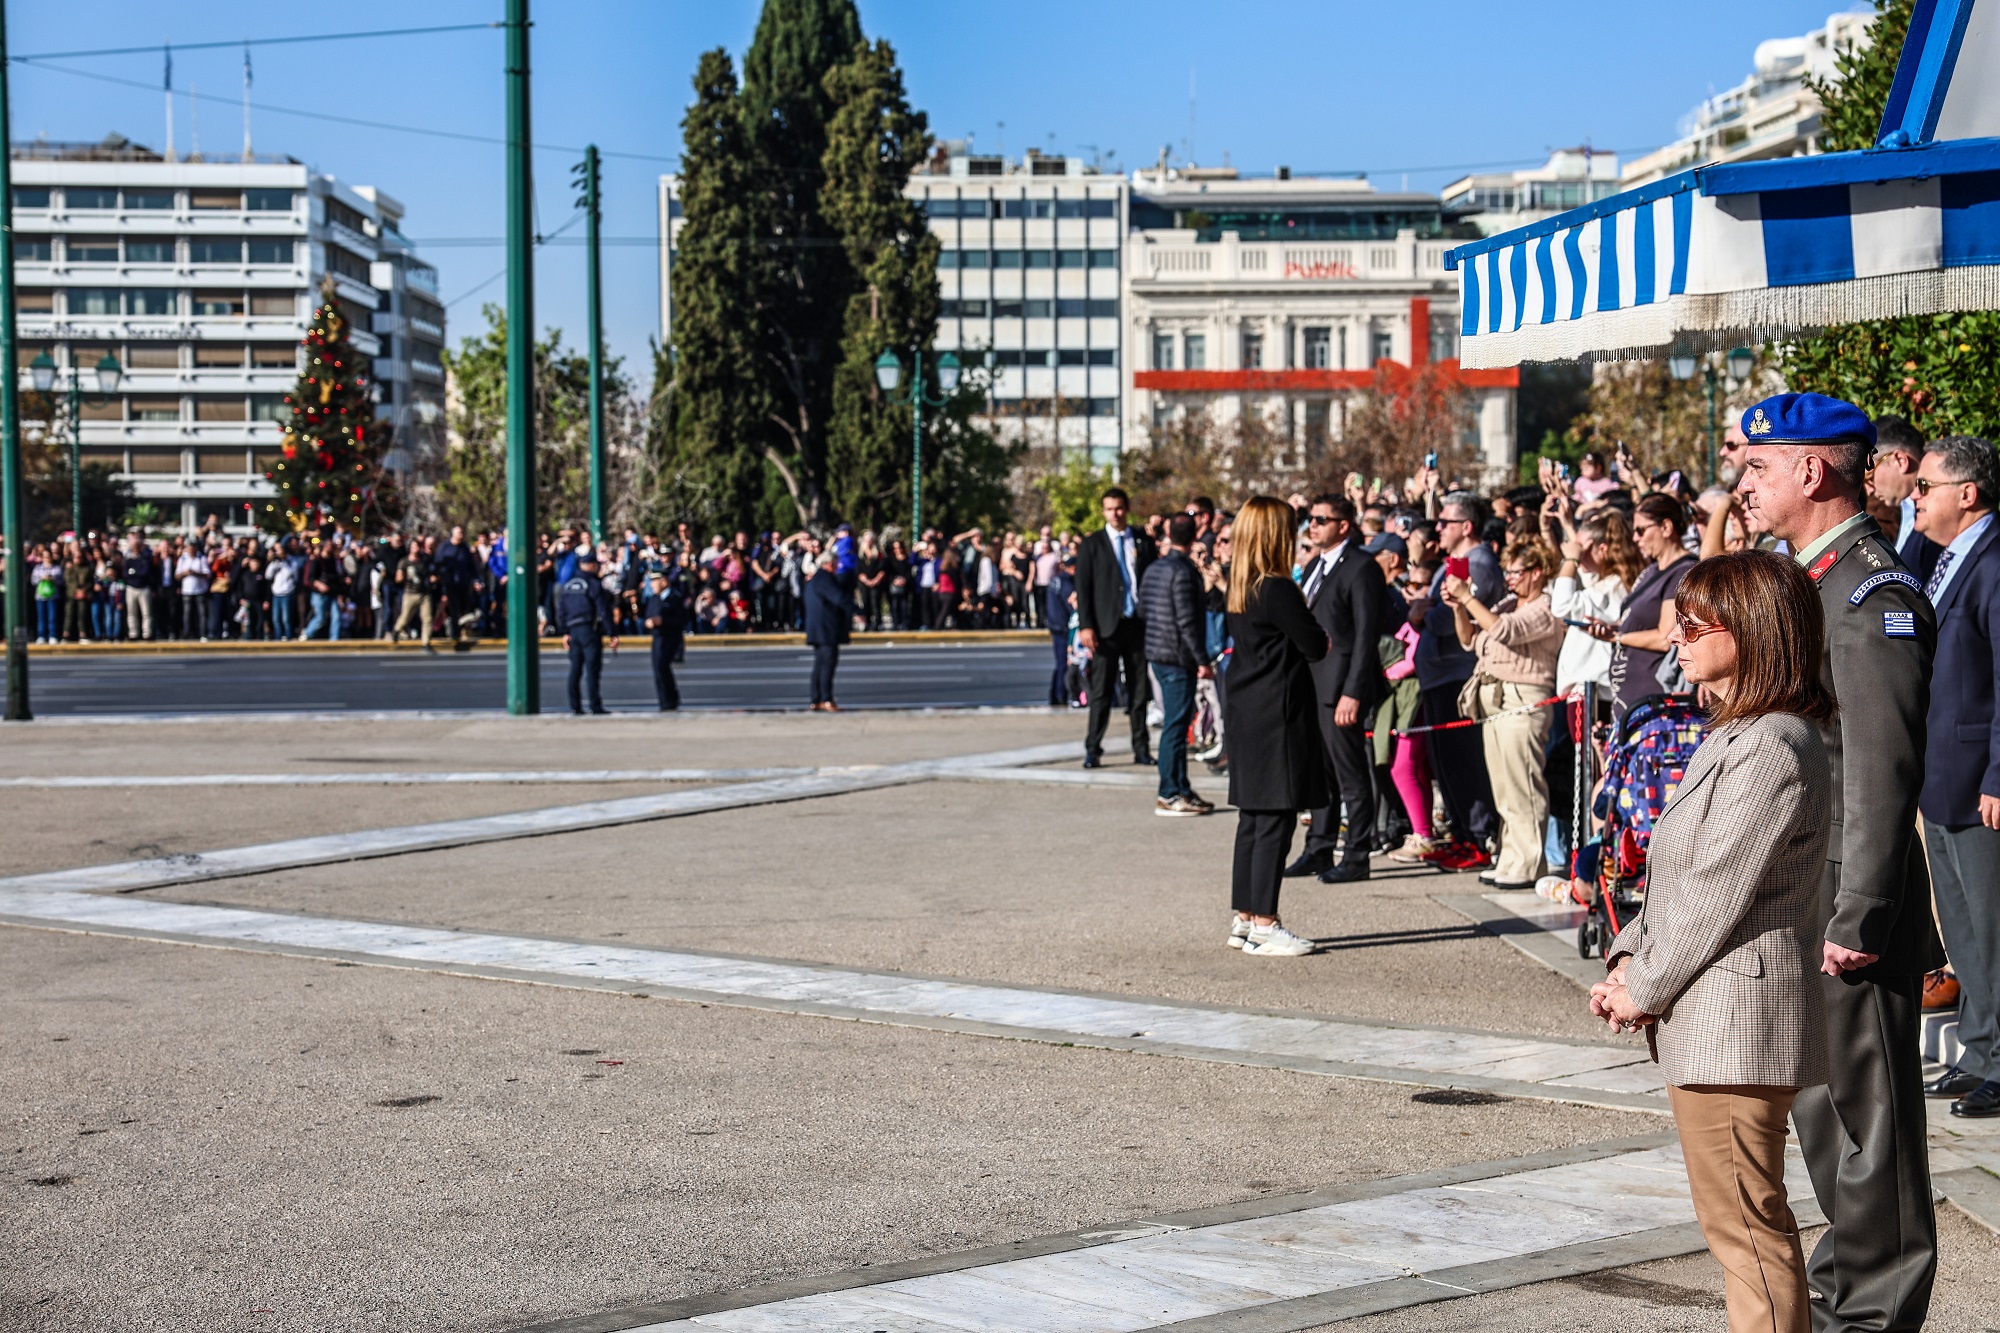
557;551;619;716
1738;393;1944;1333
641;568;688;711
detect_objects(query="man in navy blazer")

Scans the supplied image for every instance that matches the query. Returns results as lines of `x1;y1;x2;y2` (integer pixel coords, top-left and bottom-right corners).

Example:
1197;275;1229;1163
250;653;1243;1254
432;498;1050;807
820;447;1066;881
1871;414;1944;584
1913;436;2000;1117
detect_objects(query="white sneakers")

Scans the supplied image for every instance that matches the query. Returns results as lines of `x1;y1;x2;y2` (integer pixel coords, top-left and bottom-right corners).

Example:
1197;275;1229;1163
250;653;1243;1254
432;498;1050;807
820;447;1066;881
1241;919;1315;956
1155;795;1214;817
1387;834;1439;863
1227;916;1252;949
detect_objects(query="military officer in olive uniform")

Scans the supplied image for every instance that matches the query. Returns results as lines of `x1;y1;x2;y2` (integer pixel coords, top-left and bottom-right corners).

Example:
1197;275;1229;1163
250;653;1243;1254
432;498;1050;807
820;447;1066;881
1738;393;1944;1333
557;550;619;716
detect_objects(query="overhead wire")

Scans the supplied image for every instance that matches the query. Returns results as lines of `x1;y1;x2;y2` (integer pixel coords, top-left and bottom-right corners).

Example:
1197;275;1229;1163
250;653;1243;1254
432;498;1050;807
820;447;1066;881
443;208;584;308
12;23;501;63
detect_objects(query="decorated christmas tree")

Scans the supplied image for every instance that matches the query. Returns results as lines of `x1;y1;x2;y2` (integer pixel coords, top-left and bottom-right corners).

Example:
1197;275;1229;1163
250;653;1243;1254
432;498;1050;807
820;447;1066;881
259;276;388;533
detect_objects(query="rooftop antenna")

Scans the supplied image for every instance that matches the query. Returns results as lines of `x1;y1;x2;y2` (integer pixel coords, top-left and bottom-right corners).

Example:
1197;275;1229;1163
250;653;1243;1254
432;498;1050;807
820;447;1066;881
163;45;176;162
189;81;199;160
997;120;1005;158
242;42;253;161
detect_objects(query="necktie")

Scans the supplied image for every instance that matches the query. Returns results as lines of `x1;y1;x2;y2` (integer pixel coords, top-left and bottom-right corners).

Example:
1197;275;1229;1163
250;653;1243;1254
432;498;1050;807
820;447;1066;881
1305;555;1327;602
1927;549;1955;603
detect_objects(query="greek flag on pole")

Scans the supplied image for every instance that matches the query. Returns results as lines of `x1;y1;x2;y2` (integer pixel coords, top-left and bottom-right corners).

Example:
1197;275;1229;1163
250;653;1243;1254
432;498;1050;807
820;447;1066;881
1447;0;2000;368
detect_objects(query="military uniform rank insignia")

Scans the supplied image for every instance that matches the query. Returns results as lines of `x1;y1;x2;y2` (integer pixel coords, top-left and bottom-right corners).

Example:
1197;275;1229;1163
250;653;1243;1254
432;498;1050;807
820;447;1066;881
1849;569;1924;604
1747;408;1773;436
1883;610;1917;637
1807;550;1839;582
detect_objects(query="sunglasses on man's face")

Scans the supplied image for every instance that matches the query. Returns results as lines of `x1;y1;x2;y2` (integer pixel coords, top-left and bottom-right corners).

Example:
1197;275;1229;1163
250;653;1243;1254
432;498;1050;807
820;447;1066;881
1913;477;1971;496
1309;513;1338;525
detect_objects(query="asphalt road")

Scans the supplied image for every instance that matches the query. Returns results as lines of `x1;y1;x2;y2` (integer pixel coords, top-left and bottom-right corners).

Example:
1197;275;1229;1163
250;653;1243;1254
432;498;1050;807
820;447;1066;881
21;640;1063;716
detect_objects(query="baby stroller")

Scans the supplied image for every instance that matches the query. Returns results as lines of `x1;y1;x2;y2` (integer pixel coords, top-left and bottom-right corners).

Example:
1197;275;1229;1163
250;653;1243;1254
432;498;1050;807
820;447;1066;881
1573;694;1707;960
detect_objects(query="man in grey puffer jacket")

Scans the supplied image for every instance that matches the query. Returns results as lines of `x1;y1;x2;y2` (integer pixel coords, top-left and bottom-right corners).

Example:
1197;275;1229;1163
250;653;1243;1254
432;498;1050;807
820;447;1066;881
1139;513;1214;815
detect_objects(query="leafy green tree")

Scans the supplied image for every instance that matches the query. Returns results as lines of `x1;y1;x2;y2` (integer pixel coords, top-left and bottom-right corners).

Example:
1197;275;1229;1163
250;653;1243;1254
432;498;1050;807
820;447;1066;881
437;305;632;535
652;48;773;535
1033;454;1114;536
822;38;942;528
259;277;390;533
741;0;864;527
1777;0;2000;437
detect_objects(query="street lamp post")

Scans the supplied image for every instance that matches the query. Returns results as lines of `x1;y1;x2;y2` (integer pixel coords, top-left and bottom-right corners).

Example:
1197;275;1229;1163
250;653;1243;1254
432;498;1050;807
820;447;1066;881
30;350;122;537
873;349;960;538
1668;346;1754;485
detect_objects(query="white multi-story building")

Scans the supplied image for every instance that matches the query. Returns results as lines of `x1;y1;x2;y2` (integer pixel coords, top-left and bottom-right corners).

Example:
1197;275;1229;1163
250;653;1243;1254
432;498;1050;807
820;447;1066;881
1620;10;1875;187
1441;149;1624;237
658;154;1518;481
1126;167;1518;483
12;136;443;531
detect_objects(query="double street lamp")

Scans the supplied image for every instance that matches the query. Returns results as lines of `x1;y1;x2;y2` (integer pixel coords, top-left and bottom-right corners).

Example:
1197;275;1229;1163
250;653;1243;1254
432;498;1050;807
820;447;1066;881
1668;345;1754;486
873;348;960;539
29;349;122;537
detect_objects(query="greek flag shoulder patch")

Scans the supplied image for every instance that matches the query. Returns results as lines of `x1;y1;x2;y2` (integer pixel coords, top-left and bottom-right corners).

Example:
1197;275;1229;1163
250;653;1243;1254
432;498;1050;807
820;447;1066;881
1849;569;1924;605
1883;611;1917;637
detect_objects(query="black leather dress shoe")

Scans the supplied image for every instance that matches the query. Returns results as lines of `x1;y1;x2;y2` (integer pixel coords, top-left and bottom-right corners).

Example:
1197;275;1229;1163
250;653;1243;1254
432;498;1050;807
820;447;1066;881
1132;750;1155;766
1081;753;1102;770
1952;1080;2000;1117
1925;1066;1982;1099
1282;851;1333;878
1317;862;1370;884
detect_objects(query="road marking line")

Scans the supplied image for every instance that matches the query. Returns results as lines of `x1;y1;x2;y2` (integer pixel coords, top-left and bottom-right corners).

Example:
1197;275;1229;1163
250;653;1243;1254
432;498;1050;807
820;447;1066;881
0;885;1665;1110
0;767;832;789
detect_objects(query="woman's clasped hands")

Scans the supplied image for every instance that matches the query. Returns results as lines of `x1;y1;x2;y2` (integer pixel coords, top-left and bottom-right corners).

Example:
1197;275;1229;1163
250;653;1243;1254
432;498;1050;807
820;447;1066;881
1589;959;1656;1035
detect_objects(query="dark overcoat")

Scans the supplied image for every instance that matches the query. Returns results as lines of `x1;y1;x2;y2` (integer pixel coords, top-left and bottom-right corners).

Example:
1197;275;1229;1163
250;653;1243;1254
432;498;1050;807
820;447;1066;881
803;566;853;647
1224;575;1330;811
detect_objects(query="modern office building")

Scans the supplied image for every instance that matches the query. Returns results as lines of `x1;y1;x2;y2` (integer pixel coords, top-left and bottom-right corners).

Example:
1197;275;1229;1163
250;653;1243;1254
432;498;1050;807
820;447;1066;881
1619;10;1874;187
12;135;442;532
1441;149;1624;237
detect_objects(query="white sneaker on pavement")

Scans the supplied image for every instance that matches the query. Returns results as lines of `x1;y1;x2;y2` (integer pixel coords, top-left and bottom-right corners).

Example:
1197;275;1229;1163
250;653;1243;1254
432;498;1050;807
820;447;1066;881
1243;920;1315;956
1155;796;1203;817
1227;915;1252;949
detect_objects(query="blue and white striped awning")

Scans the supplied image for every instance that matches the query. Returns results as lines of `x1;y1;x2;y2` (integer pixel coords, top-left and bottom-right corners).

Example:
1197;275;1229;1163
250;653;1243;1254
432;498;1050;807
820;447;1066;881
1446;0;2000;367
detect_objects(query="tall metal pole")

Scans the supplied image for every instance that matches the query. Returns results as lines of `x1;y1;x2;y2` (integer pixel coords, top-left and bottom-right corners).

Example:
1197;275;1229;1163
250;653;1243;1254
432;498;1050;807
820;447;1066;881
583;144;604;544
68;377;80;537
504;0;538;714
910;350;923;539
0;3;29;722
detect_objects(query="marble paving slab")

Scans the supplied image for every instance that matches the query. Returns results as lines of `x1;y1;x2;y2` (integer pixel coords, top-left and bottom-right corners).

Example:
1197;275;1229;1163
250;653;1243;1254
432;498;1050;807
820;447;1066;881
0;766;833;788
623;1145;1735;1332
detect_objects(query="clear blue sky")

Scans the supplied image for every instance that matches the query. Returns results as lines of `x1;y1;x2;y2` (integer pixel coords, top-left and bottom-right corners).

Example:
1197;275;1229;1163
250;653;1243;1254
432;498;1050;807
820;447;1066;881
14;1;1863;376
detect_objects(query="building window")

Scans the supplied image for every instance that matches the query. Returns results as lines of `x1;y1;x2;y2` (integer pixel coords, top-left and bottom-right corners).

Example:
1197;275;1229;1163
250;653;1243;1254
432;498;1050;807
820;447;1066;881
1054;298;1117;318
189;239;243;263
992;251;1021;269
195;345;245;368
68;288;120;316
246;189;296;212
127;448;181;472
251;345;297;368
1303;327;1332;370
1057;349;1087;366
1302;399;1331;444
1001;199;1053;220
13;235;50;262
68;239;118;263
1089;349;1116;367
129;397;181;422
17;290;53;314
193;291;245;318
247;239;295;264
196;399;248;422
66;188;118;210
128;289;177;317
1242;330;1264;369
1370;329;1394;365
249;293;295;318
1023;250;1052;269
251;394;288;422
190;189;241;211
123;189;174;210
324;245;371;283
13;187;49;209
1184;333;1207;370
125;238;175;264
1152;333;1174;371
949;298;988;318
126;344;180;370
1088;249;1118;268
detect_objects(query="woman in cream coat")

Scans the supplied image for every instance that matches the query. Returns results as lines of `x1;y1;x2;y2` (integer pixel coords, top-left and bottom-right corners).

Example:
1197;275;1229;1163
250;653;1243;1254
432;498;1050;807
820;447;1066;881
1592;550;1835;1333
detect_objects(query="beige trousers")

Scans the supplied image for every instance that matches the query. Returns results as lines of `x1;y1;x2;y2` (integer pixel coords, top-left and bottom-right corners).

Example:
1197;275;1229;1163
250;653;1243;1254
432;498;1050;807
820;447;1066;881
1669;1084;1808;1333
1479;679;1550;883
394;592;435;645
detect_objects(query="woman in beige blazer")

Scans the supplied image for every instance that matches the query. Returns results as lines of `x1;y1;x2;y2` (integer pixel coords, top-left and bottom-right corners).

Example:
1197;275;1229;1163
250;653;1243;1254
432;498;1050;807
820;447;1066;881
1592;549;1835;1333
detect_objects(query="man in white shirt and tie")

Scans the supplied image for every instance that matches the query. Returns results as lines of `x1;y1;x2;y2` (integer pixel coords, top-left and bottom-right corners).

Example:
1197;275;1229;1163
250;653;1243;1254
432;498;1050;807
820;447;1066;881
1075;487;1156;768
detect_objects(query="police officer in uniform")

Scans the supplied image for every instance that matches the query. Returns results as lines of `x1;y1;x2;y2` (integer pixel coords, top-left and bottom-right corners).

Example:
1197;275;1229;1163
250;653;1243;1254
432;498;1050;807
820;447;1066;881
1737;392;1943;1333
642;568;688;712
557;551;619;716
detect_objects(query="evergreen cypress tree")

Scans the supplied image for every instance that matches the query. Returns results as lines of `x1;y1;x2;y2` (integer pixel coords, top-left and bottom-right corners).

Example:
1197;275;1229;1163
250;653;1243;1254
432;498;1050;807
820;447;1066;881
741;0;863;527
656;49;773;533
1778;0;2000;438
260;277;386;533
822;40;941;529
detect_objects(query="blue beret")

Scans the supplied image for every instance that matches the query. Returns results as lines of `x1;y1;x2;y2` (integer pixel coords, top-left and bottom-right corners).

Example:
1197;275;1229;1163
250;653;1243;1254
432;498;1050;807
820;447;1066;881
1741;392;1877;448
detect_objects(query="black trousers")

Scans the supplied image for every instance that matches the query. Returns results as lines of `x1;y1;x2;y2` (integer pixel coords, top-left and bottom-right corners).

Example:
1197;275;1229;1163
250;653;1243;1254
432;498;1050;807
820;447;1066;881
1420;682;1497;846
1084;619;1149;758
1305;702;1375;865
810;643;839;705
651;635;681;710
1794;938;1936;1332
1232;809;1296;917
566;634;604;713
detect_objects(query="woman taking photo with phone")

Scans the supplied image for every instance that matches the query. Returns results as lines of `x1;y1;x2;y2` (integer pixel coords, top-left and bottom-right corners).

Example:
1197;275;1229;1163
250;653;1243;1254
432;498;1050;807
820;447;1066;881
1591;550;1835;1333
1222;496;1328;957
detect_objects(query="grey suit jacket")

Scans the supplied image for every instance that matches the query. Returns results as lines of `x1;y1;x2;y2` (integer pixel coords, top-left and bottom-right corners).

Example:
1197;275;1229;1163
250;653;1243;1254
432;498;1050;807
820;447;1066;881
1608;711;1832;1088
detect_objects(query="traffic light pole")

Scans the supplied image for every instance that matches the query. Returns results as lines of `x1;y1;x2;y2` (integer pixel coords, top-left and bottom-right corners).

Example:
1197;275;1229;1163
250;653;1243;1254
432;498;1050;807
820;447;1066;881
0;4;29;722
583;144;604;544
504;0;538;714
